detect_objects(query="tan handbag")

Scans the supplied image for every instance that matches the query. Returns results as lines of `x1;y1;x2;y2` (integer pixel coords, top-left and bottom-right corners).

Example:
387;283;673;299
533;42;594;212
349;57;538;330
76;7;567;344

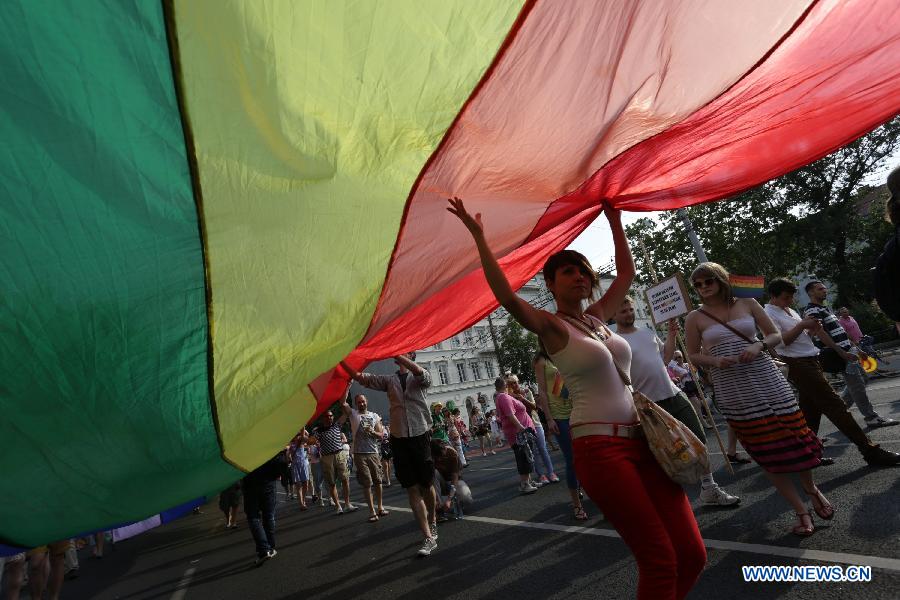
559;315;710;485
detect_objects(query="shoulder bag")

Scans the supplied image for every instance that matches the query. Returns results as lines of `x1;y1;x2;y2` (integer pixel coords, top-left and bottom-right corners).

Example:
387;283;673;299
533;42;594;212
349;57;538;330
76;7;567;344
558;314;710;485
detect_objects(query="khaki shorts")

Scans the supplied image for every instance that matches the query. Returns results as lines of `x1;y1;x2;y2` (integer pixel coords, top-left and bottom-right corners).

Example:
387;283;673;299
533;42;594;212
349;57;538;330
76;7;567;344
320;452;348;487
27;539;71;558
354;453;383;487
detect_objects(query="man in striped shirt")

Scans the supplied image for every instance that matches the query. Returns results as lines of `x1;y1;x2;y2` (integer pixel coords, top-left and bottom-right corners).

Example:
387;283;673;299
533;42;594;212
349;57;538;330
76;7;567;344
318;408;358;515
804;281;898;428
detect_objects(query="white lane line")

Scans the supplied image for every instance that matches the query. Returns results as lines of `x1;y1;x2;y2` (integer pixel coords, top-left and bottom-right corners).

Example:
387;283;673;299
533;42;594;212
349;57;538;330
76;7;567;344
170;566;196;600
382;507;900;573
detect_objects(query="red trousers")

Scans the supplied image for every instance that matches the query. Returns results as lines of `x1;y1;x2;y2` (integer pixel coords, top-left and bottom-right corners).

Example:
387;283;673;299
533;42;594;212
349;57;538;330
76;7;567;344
574;435;706;600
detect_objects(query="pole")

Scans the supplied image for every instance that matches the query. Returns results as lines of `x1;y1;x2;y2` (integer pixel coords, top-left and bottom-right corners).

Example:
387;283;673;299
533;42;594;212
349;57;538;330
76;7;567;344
486;312;507;374
639;238;733;474
676;208;709;263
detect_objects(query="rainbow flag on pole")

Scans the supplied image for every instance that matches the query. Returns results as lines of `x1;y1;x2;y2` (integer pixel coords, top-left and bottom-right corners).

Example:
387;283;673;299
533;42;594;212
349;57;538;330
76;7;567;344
730;275;766;298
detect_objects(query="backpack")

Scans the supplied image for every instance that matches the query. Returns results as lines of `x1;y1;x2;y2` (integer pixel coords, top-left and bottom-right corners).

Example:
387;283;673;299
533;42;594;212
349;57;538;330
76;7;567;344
874;228;900;322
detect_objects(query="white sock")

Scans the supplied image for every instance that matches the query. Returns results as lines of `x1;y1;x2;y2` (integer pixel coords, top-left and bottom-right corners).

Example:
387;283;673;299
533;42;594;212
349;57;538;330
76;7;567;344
700;473;716;489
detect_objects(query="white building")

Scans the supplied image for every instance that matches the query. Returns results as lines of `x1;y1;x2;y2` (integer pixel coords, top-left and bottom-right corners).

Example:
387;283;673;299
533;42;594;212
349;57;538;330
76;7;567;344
414;275;555;426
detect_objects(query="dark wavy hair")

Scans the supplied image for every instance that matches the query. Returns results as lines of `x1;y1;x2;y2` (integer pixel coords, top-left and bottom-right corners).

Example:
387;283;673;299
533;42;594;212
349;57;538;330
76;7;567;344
542;250;599;291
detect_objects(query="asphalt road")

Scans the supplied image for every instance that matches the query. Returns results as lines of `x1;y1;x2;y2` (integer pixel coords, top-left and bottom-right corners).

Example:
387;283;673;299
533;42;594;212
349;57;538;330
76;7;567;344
57;364;900;600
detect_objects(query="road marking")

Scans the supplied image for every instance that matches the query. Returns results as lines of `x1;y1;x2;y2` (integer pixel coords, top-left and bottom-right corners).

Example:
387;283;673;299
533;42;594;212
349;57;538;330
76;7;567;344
382;506;900;573
170;566;195;600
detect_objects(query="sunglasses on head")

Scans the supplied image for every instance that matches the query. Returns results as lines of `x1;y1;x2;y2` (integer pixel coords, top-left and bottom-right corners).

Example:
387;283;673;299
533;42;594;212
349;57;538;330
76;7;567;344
692;277;717;289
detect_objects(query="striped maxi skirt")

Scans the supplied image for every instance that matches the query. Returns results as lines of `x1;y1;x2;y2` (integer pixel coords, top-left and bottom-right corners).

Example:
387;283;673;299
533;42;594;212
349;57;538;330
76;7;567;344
706;339;822;473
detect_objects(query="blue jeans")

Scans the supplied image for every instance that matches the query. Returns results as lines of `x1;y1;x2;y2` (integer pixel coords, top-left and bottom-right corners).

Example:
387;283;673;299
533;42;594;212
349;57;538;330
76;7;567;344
243;480;276;558
532;423;555;477
554;419;579;491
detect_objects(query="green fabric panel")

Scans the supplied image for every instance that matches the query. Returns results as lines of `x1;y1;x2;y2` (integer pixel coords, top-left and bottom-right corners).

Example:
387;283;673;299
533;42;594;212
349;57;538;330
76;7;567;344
173;0;524;469
0;1;240;546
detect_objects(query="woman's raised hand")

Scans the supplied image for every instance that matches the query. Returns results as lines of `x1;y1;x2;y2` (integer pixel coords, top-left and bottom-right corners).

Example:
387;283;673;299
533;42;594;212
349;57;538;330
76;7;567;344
603;202;622;224
447;197;484;237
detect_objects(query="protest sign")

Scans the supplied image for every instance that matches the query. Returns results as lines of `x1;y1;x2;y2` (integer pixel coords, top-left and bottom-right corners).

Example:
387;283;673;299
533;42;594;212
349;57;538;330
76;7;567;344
644;273;692;325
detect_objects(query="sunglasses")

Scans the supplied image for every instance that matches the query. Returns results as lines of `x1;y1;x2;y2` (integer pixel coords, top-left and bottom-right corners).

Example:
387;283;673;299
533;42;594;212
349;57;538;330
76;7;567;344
692;277;717;289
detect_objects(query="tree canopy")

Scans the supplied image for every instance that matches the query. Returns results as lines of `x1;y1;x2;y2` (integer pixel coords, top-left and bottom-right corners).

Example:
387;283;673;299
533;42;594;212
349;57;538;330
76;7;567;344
627;118;900;335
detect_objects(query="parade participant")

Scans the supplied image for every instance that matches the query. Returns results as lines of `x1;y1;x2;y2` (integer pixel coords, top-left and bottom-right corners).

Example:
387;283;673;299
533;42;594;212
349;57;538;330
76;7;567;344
495;377;539;494
307;434;323;505
26;541;68;600
379;425;394;487
534;347;588;520
451;408;471;459
470;406;495;456
219;481;242;528
430;403;450;443
341;354;439;557
343;394;389;522
444;407;468;468
507;374;558;485
614;299;740;507
318;408;358;515
488;410;505;447
804;281;898;428
764;279;900;466
450;197;705;599
685;262;826;537
669;351;713;429
242;452;284;566
290;430;311;510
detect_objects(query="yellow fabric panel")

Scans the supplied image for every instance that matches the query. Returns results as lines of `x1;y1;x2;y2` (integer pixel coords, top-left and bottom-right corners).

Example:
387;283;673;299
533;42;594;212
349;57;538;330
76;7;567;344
173;0;523;469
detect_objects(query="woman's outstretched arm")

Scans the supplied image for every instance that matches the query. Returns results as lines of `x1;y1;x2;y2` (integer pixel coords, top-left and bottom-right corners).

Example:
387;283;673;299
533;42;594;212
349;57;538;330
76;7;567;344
447;197;563;345
586;206;635;321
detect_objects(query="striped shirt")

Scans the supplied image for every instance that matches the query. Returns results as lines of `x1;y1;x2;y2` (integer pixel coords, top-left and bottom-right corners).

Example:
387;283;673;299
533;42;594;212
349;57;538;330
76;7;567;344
803;303;851;351
318;423;344;456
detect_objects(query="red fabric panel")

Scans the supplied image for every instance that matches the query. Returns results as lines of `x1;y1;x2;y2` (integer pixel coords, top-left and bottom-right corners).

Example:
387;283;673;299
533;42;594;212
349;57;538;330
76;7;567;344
590;0;900;212
311;0;900;412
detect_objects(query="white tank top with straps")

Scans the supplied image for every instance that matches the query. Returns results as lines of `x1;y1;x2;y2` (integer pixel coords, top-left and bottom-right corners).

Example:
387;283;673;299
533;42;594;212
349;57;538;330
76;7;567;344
548;314;638;430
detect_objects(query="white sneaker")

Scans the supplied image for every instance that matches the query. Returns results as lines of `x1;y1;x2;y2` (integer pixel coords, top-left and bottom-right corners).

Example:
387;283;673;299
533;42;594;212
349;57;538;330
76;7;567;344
699;485;741;506
430;523;438;540
417;537;437;556
345;503;359;512
519;481;538;495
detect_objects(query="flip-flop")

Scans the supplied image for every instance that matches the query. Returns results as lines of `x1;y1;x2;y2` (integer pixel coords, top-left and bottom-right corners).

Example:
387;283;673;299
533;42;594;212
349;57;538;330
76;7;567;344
368;514;379;523
377;509;390;517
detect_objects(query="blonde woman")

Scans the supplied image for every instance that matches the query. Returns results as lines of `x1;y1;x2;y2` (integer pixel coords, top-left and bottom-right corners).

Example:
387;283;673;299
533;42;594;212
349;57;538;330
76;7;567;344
684;262;830;536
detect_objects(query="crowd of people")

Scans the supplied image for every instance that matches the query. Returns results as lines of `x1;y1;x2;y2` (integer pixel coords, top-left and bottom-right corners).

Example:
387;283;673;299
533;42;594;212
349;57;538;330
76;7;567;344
446;163;900;600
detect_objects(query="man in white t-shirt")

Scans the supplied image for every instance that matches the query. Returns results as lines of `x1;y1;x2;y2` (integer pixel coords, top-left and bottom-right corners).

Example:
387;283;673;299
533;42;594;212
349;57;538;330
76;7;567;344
342;394;390;521
764;278;900;467
614;297;740;506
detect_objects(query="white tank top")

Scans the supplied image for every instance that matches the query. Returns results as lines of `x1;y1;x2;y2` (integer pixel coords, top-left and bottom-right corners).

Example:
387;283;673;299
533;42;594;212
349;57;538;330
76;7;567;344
549;314;637;428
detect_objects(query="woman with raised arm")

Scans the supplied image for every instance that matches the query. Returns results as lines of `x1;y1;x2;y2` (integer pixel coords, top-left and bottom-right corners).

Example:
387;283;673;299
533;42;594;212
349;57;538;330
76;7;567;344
684;263;830;537
448;198;705;600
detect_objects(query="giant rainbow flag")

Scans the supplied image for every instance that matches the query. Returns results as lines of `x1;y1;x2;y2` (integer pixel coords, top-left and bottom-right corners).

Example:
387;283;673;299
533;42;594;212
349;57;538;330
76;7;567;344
3;0;900;546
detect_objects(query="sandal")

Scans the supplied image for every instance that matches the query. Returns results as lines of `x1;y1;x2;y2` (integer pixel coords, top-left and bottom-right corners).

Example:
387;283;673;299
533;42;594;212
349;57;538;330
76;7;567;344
368;514;379;523
792;512;815;537
377;509;390;517
573;505;588;521
805;488;835;520
726;454;752;464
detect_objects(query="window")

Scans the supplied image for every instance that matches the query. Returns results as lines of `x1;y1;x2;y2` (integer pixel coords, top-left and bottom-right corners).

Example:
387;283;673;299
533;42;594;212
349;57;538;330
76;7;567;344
434;341;443;350
452;336;461;348
456;362;468;382
470;361;482;380
463;329;474;346
437;363;449;386
484;360;495;378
